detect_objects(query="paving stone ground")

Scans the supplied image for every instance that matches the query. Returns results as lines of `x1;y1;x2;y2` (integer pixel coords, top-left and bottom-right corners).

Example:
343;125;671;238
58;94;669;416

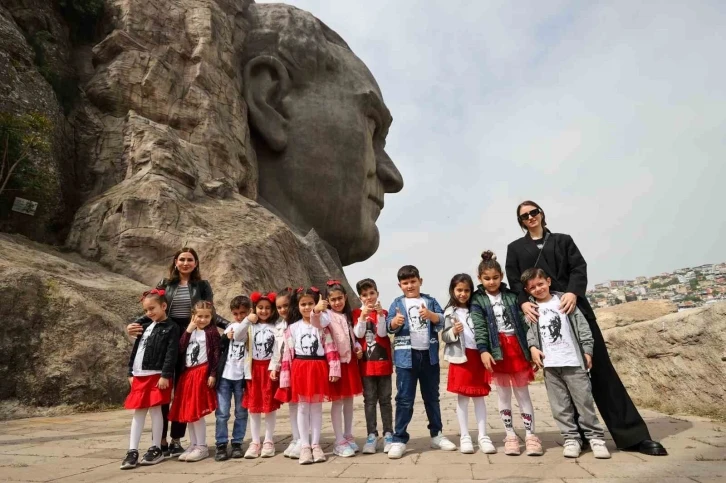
0;380;724;483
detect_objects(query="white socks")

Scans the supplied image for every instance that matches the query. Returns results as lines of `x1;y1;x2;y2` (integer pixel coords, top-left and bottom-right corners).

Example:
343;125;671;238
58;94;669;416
129;406;163;450
497;386;535;436
456;395;488;438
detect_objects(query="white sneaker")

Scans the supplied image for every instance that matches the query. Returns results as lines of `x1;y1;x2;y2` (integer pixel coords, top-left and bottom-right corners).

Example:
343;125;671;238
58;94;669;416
459;434;475;454
563;439;581;458
590;439;611;459
431;432;457;451
288;440;301;459
333;441;355;457
283;439;298;457
387;442;406;459
260;441;275;458
362;433;378;454
478;435;497;454
177;445;195;462
383;432;393;453
185;445;209;462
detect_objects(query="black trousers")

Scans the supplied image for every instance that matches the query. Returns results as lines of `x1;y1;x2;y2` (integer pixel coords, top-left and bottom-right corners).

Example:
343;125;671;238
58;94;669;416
581;315;651;448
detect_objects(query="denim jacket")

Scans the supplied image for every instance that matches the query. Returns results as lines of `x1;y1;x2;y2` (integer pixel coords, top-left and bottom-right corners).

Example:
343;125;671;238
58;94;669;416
386;293;444;369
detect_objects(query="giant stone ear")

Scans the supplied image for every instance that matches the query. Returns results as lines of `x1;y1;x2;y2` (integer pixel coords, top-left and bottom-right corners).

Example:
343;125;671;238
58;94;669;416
243;56;291;152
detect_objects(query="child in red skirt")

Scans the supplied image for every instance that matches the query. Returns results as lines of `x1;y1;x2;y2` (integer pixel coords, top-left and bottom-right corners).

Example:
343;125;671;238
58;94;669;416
169;301;220;462
312;280;363;458
471;251;542;457
442;274;495;455
121;288;180;470
232;291;285;459
280;287;341;465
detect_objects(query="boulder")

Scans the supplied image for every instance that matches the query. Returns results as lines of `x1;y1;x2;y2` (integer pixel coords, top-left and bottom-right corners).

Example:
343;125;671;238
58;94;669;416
604;302;726;420
0;234;144;410
595;300;678;330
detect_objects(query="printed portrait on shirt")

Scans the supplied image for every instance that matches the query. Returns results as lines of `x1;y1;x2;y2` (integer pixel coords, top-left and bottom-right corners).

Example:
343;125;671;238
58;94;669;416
408;305;427;331
188;340;201;366
540;308;564;343
493;300;514;332
364;322;388;361
300;333;320;356
253;326;275;359
230;340;246;361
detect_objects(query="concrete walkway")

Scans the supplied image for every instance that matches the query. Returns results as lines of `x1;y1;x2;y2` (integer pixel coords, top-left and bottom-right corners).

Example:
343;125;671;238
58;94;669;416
0;381;723;482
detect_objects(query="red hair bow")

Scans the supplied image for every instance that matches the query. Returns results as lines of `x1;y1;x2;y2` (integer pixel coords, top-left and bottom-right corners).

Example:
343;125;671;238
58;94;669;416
296;286;320;293
250;291;276;304
140;288;166;301
326;279;341;286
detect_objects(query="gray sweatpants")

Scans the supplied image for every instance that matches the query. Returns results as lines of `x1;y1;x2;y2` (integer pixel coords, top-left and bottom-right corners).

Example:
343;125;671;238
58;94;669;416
544;366;605;442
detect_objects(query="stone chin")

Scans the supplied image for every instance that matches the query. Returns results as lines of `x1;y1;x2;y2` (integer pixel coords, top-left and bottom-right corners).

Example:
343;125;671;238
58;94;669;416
338;224;380;266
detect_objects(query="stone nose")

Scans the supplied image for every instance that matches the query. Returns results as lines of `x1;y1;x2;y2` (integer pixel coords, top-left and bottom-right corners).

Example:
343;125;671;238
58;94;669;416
377;149;403;193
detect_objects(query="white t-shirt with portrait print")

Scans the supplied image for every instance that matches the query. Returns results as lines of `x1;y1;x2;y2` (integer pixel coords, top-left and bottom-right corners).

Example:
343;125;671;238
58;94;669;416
405;297;429;350
222;322;247;381
132;322;162;377
251;323;276;361
486;292;515;335
454;307;477;350
537;295;580;368
185;329;208;368
292;321;325;357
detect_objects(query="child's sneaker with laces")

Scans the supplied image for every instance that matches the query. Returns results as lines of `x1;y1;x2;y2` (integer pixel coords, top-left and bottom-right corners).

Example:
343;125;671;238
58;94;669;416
431;432;457;451
563;439;581;458
298;445;313;465
459;434;475;454
186;445;209;462
177;445;195;462
283;439;299;457
478;435;497;454
244;442;261;459
525;435;543;456
362;433;378;454
312;445;326;463
140;446;164;465
120;449;139;470
589;439;611;459
288;440;302;459
504;434;521;455
387;442;406;459
261;441;275;458
169;440;185;458
383;432;393;453
333;441;355;457
345;435;360;453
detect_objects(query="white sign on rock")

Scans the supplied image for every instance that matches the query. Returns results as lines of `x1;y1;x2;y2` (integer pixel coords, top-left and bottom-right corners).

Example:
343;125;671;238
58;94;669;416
11;197;38;216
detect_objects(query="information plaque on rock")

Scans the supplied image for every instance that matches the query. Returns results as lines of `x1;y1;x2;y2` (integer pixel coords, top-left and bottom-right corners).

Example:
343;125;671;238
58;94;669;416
11;197;38;216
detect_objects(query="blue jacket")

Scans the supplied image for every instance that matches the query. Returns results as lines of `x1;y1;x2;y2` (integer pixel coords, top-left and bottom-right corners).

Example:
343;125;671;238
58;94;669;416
386;293;445;369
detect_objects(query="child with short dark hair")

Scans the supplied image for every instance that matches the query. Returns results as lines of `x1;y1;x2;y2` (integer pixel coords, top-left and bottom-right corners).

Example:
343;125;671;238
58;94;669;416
214;295;251;461
386;265;456;459
352;278;393;454
522;268;611;460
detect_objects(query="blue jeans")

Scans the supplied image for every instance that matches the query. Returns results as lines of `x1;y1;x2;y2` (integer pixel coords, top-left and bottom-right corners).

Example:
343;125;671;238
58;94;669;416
215;378;248;445
393;349;442;444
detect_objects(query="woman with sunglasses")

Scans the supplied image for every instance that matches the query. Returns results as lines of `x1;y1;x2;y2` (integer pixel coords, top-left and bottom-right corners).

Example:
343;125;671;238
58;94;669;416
504;201;667;457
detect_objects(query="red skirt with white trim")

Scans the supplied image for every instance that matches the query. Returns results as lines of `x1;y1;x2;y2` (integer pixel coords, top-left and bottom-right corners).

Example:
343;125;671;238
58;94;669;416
243;359;281;413
291;358;331;403
168;363;217;422
491;334;535;388
447;349;492;397
328;358;363;401
124;374;172;409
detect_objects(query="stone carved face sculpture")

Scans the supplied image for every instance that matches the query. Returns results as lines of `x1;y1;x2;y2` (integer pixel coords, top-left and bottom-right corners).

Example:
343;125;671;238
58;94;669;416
242;5;404;265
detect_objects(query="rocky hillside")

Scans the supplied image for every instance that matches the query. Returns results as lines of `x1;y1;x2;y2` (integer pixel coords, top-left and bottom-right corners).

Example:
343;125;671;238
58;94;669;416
595;299;678;330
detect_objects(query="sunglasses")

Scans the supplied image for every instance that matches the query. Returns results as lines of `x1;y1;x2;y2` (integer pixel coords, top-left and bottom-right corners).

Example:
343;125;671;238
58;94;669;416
519;208;541;221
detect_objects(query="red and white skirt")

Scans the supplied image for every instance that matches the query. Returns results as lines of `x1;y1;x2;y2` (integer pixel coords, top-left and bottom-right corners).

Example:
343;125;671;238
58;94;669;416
492;334;535;388
243;359;281;413
168;363;217;422
447;348;492;397
328;358;363;401
125;374;172;409
291;357;330;403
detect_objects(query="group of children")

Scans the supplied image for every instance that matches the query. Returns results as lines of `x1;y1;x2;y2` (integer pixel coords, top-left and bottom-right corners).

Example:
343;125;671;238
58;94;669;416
122;251;611;470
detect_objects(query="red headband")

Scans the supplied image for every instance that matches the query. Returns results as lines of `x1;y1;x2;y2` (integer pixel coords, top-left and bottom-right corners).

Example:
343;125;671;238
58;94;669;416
326;279;342;286
250;291;276;304
140;288;166;301
296;286;320;293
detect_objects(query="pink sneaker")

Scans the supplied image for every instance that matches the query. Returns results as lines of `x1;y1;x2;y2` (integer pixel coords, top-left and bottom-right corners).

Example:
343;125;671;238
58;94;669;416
525;435;543;456
504;435;521;455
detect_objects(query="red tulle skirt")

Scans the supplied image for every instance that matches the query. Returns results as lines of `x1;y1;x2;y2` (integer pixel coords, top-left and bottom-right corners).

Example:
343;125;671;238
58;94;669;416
243;359;281;413
328;358;363;400
492;334;535;388
274;386;293;404
447;349;492;397
125;374;172;409
168;364;217;422
291;358;331;403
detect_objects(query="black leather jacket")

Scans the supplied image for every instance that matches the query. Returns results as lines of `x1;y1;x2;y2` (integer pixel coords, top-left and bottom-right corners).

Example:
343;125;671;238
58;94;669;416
127;319;180;378
134;279;230;329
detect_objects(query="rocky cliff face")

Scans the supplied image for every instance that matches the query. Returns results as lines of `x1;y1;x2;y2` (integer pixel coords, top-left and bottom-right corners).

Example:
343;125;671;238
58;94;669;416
595;300;678;330
602;301;726;420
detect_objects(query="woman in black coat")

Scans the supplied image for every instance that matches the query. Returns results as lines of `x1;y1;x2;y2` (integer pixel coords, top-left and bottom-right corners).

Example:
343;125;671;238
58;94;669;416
126;247;229;457
505;200;667;456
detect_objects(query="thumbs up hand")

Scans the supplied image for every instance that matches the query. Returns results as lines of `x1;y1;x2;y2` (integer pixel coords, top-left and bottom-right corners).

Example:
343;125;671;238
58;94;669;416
419;302;432;321
391;307;405;329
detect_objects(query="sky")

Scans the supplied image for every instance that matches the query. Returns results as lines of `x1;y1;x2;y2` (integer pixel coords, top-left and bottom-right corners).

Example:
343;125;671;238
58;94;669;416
260;0;726;304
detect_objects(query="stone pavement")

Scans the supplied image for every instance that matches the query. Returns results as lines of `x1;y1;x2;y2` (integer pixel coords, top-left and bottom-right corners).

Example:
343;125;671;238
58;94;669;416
0;381;723;483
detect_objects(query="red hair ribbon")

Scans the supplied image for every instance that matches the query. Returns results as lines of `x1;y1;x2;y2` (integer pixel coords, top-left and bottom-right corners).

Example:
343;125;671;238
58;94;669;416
296;286;320;294
140;288;166;301
251;291;277;304
296;286;304;293
326;279;342;286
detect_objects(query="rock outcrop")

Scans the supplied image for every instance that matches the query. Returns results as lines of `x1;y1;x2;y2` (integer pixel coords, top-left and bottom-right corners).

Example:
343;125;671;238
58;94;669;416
595;300;678;330
0;234;144;409
603;302;726;420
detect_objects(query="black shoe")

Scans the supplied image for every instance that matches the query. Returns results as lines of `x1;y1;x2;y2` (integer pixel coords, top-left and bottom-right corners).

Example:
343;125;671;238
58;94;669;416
160;442;171;458
215;443;229;461
169;440;185;457
231;442;243;459
120;449;139;470
630;439;668;456
140;446;164;465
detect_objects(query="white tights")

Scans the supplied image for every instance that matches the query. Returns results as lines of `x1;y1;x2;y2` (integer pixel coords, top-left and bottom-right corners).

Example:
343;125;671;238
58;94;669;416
331;397;354;444
456;395;488;439
289;403;300;440
129;406;163;450
188;418;207;447
250;411;277;443
497;385;535;436
297;402;323;447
